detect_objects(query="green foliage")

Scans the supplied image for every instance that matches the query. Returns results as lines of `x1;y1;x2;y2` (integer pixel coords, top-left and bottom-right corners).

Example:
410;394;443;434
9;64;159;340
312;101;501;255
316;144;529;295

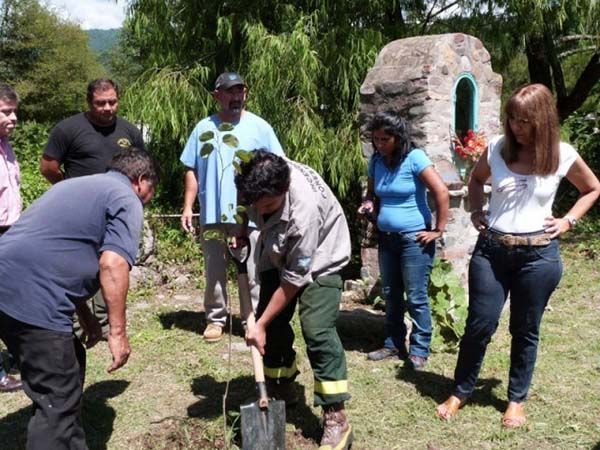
0;0;105;123
9;121;51;207
556;106;600;231
150;218;203;266
428;258;468;352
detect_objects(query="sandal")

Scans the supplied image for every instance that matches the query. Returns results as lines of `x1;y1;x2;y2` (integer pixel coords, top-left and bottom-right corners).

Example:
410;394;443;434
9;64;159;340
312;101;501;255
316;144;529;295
502;402;526;428
435;395;466;421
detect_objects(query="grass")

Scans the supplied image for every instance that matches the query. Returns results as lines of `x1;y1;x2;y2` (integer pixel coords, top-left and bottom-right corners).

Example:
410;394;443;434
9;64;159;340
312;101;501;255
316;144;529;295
1;240;599;449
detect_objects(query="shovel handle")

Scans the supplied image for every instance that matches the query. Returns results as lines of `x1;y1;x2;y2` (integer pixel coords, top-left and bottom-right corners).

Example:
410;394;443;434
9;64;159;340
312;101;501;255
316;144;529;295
231;243;270;409
248;313;270;408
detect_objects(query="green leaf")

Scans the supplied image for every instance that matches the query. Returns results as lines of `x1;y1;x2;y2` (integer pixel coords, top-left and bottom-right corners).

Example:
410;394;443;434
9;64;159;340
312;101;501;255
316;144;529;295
222;134;239;148
200;143;214;157
218;122;234;132
199;131;214;142
234;214;244;224
203;229;224;241
236;205;246;213
221;214;228;222
232;161;242;174
228;203;234;211
235;150;253;163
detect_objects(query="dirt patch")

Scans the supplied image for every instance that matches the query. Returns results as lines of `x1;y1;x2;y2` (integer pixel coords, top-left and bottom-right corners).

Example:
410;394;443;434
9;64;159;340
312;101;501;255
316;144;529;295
136;417;315;449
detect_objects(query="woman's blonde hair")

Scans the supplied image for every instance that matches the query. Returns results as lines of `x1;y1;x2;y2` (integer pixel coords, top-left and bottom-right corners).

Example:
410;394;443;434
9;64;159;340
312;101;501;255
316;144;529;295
502;83;560;175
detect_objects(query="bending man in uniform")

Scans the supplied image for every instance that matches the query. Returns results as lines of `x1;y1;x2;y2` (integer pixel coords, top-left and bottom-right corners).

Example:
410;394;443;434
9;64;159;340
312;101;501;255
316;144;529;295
235;151;353;450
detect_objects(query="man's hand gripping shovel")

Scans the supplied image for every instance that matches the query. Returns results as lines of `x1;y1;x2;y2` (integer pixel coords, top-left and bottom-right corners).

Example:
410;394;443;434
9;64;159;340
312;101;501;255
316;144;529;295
228;238;285;450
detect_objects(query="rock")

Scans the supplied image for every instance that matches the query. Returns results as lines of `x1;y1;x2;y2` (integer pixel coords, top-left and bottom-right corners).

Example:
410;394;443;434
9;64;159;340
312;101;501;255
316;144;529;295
130;265;159;289
136;219;155;264
172;274;190;287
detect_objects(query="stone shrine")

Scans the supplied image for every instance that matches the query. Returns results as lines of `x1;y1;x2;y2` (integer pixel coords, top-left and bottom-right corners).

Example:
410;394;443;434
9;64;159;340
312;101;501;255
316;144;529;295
358;33;503;286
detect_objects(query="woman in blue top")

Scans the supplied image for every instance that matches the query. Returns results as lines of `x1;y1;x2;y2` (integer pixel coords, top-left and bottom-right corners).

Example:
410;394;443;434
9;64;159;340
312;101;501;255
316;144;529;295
359;111;449;370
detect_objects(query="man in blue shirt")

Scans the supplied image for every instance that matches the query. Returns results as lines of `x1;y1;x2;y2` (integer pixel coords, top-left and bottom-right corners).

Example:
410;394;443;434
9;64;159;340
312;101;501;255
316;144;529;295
180;72;284;342
0;147;158;450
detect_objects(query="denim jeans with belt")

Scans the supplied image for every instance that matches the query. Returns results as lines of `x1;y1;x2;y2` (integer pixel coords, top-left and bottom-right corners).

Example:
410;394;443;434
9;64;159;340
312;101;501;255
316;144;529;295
378;231;435;358
453;232;563;402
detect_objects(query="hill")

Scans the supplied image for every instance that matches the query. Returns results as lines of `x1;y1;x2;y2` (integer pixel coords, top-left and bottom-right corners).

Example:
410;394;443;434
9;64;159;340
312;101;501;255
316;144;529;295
87;28;120;54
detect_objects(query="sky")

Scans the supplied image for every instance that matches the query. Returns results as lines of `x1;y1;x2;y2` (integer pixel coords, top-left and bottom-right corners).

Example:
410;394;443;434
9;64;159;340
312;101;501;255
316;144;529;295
43;0;127;30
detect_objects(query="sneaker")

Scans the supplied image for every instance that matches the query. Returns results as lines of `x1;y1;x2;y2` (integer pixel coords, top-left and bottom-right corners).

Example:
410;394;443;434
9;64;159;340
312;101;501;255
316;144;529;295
367;347;399;361
407;355;427;371
319;402;353;450
266;380;300;407
203;323;224;342
0;374;22;393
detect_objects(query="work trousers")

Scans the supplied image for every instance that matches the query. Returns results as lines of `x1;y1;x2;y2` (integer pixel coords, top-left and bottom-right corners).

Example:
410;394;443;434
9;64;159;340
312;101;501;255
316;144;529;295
201;224;260;325
453;233;563;402
73;291;109;340
257;269;350;407
0;311;88;450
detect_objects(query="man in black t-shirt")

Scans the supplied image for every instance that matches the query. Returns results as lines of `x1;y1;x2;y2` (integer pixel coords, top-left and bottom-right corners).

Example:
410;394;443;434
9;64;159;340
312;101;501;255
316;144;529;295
40;79;145;340
41;78;144;182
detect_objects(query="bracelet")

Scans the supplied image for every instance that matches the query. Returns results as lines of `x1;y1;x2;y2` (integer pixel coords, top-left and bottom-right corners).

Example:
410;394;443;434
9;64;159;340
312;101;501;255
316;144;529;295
563;215;577;229
433;228;444;234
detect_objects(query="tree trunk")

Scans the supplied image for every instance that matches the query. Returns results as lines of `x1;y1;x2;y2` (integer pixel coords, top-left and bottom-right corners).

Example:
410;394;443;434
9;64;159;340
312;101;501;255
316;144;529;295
525;34;553;90
557;51;600;122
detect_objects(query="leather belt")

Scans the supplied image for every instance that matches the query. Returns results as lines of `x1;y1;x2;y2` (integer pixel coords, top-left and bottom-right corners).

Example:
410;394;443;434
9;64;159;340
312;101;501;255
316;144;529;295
486;231;552;247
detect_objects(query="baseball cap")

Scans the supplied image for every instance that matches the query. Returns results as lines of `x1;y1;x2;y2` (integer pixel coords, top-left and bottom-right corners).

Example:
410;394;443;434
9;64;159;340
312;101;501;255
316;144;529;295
214;72;246;90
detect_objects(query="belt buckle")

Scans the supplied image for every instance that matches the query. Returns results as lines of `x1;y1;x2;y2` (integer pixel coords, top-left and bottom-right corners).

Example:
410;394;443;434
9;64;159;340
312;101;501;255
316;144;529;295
497;234;513;246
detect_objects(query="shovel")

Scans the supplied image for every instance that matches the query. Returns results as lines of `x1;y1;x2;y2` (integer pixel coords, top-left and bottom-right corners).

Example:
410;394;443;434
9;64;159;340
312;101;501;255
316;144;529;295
229;239;286;450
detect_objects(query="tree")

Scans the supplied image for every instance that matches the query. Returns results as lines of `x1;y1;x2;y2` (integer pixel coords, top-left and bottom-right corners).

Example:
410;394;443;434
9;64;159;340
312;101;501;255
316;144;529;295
0;0;105;123
431;1;600;120
116;0;449;204
118;0;599;207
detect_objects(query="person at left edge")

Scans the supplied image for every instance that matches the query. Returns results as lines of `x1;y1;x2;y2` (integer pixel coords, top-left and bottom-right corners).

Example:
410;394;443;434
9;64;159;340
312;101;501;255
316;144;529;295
0;82;23;393
39;78;145;342
0;147;158;450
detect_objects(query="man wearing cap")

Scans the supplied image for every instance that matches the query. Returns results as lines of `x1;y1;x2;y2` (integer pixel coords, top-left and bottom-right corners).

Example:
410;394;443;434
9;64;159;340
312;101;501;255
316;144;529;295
180;72;284;342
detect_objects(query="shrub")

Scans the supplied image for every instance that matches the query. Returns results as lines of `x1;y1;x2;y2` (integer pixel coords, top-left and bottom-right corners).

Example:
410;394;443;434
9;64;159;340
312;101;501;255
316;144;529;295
10;121;51;207
428;258;468;351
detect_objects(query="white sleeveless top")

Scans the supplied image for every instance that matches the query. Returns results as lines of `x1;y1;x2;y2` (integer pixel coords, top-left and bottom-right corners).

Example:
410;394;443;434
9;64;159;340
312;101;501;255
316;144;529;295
486;136;578;233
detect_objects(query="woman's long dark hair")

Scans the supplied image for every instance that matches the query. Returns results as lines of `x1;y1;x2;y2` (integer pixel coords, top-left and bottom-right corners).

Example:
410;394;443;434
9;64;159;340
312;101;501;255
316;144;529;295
367;110;413;169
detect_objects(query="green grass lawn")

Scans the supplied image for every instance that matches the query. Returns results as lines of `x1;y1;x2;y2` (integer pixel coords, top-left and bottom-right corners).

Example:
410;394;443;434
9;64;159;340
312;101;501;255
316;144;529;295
1;241;599;449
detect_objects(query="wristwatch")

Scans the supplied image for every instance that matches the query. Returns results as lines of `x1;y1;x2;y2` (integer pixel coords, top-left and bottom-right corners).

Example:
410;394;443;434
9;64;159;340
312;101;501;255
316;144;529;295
564;215;577;229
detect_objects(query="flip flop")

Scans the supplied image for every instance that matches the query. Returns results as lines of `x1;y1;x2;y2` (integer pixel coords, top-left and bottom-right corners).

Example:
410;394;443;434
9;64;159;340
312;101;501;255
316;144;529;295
502;402;526;428
435;395;466;421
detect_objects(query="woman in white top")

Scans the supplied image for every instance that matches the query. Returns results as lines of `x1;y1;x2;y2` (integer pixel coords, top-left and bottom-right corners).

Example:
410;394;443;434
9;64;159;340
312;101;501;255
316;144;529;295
436;83;600;427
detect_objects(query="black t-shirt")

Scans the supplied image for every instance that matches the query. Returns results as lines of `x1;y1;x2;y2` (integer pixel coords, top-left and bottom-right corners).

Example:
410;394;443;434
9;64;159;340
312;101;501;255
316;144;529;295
0;172;143;332
44;112;145;178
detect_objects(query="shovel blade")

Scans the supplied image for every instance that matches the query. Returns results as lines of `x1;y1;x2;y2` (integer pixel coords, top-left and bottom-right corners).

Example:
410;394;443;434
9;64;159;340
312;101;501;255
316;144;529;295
240;399;286;450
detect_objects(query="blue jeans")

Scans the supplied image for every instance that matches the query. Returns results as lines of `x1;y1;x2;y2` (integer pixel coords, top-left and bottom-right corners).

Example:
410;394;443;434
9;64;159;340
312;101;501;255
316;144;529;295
453;233;563;402
378;231;435;358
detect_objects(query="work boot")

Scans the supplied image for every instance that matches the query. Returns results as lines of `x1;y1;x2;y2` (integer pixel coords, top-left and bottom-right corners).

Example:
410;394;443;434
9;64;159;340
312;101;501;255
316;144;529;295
319;402;353;450
203;323;223;342
0;374;22;393
266;380;300;407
